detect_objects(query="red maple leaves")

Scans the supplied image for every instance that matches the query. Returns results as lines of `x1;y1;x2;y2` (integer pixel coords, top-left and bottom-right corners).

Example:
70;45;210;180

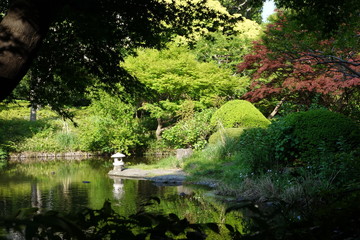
237;13;360;107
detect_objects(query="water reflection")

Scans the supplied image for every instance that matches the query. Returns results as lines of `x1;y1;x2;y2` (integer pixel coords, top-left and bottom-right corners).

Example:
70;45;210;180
0;158;245;238
0;158;183;217
112;177;124;200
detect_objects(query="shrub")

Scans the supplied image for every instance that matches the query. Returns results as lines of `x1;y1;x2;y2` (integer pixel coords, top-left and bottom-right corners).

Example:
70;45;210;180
162;109;215;150
235;127;274;174
208;128;245;144
77;92;147;154
231;109;360;176
210;100;270;129
270;109;360;162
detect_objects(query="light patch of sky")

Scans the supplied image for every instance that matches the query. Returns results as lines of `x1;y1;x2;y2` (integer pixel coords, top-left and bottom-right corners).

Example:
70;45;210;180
262;0;276;22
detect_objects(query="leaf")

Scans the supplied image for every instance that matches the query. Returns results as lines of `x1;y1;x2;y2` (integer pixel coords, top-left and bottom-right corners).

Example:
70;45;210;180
225;201;253;214
225;223;234;233
206;223;220;234
168;213;180;222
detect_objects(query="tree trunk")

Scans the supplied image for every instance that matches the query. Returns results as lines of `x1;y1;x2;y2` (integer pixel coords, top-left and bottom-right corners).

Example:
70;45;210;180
268;97;286;119
0;0;62;101
30;103;37;121
156;118;163;140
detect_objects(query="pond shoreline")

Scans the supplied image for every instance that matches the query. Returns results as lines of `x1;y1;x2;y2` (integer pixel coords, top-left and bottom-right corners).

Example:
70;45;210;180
108;167;219;188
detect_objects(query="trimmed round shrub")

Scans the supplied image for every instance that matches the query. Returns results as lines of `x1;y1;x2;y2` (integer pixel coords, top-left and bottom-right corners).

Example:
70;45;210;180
210;100;270;129
208;128;245;144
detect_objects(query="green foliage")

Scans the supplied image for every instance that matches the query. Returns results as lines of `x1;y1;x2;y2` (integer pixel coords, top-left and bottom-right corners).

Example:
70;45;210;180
233;127;274;174
234;109;360;175
208;128;244;144
162;109;215;150
193;20;262;71
124;43;242;107
1;199;221;240
185;108;360;202
272;109;360;161
78;90;148;154
210;100;270;129
124;43;244;140
0;147;7;161
1;0;242;112
217;0;263;22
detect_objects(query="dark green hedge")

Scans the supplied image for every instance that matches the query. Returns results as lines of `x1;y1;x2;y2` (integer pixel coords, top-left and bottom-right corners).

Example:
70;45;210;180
272;109;360;161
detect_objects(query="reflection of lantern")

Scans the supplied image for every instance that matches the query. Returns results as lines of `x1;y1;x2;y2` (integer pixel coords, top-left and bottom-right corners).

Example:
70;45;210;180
113;178;124;200
111;152;125;171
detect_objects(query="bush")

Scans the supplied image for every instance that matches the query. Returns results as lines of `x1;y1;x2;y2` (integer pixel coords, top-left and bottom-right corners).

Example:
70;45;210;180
231;109;360;176
235;127;274;174
162;109;215;150
270;109;360;162
210;100;270;129
208;128;245;144
77;92;148;154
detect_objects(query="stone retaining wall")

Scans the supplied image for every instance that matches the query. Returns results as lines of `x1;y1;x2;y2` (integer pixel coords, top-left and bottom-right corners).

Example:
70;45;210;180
8;151;107;161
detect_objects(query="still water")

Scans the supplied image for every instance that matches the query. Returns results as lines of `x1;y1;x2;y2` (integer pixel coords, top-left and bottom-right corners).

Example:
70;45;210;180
0;158;243;230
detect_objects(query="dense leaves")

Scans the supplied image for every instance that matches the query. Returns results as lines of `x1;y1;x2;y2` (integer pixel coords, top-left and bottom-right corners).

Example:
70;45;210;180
237;11;360;116
0;199;220;240
210;100;270;129
78;90;147;154
124;43;244;139
162;108;215;149
0;0;241;112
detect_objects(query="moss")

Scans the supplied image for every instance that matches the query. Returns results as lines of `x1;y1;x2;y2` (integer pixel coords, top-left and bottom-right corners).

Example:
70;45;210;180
210;100;270;129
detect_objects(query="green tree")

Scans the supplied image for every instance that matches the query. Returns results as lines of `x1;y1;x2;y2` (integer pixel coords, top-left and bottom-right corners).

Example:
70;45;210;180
218;0;263;22
78;89;147;154
123;43;245;139
0;0;240;103
193;18;262;71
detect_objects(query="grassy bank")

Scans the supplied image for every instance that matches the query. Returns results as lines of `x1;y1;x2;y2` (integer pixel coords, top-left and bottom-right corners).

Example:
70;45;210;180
0;101;85;155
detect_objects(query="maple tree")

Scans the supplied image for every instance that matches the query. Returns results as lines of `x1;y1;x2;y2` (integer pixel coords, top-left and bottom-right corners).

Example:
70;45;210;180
237;11;360;117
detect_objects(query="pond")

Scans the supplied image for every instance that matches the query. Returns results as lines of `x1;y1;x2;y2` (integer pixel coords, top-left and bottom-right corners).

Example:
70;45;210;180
0;158;244;238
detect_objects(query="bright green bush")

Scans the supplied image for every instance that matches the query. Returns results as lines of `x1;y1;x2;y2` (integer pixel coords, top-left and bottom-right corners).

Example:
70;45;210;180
210;100;270;129
77;91;148;154
162;109;215;150
208;128;245;144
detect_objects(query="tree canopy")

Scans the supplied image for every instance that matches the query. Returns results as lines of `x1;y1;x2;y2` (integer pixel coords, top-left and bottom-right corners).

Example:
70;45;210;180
0;0;240;105
237;9;360;116
123;43;245;139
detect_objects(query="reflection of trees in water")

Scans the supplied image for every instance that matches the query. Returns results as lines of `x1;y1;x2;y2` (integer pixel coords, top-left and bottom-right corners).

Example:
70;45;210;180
31;182;42;211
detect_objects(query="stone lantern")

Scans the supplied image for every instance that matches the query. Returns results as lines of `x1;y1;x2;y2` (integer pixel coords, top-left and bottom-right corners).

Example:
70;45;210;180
111;152;125;171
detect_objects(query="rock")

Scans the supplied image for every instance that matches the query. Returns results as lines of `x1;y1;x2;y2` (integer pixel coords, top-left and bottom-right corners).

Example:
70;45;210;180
176;148;193;160
108;168;187;186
